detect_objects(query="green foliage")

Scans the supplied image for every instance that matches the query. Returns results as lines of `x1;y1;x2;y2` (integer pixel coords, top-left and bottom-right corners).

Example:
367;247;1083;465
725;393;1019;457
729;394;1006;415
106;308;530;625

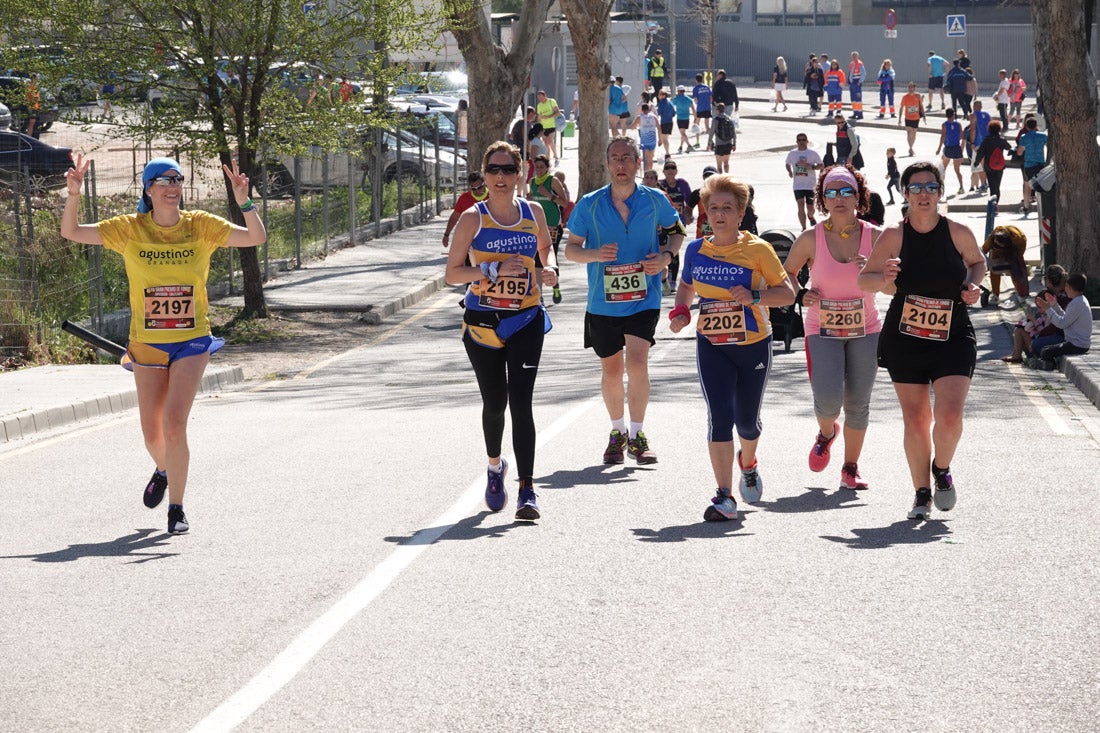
0;0;449;164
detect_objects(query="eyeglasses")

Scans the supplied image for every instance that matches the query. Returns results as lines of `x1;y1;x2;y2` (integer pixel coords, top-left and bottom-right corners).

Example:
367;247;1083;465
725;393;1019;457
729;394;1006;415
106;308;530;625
485;164;519;175
823;187;856;199
608;155;638;165
905;182;942;194
469;183;486;191
151;176;185;187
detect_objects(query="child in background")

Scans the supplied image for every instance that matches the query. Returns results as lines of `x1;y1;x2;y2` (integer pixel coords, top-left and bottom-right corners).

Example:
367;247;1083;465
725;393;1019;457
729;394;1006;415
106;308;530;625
885;147;900;205
1031;273;1093;370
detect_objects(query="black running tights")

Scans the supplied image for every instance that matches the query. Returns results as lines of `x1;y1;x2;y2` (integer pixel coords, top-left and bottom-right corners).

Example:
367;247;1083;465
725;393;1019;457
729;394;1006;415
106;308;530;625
463;312;545;481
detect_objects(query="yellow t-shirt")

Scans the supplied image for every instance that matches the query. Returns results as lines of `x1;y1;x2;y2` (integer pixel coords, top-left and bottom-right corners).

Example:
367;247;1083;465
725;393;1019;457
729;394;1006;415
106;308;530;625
537;98;559;128
97;210;232;343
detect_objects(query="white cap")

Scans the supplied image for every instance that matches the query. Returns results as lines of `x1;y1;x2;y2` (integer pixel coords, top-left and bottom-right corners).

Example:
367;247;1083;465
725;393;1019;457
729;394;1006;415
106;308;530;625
676;84;686;91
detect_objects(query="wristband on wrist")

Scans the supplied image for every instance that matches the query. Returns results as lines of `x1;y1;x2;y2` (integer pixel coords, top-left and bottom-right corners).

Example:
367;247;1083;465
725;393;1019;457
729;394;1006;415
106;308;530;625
239;198;255;212
669;304;691;323
479;261;500;282
751;289;761;304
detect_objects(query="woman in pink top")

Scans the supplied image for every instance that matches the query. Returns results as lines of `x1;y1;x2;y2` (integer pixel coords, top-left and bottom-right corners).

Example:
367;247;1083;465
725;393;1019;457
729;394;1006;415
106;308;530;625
783;165;882;490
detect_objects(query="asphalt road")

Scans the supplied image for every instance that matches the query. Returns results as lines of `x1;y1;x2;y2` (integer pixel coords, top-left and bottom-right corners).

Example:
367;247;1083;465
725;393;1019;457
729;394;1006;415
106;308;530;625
2;263;1099;731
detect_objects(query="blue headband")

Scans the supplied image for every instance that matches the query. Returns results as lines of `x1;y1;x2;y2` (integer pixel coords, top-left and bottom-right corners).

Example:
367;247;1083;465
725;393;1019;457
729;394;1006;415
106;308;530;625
138;158;183;213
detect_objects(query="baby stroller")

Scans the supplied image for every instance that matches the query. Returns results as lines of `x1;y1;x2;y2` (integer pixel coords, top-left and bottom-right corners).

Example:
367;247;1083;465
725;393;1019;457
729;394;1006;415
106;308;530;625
760;228;806;352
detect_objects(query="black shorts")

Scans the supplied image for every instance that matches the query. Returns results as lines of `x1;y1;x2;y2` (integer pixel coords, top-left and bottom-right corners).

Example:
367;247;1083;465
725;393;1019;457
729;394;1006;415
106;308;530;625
696;110;712;119
928;76;944;91
1024;164;1044;180
714;143;733;156
878;307;976;384
943;144;963;160
660;122;673;135
905;119;920;129
794;189;814;201
619;111;631;119
677;118;689;130
584;309;660;358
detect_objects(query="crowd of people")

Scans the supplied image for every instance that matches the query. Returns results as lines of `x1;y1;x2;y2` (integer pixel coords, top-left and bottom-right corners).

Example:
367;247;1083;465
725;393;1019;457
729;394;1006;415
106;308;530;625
60;48;1089;535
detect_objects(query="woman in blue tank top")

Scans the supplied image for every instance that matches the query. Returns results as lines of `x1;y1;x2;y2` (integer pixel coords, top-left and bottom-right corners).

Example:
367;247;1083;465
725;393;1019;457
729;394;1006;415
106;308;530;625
445;141;558;522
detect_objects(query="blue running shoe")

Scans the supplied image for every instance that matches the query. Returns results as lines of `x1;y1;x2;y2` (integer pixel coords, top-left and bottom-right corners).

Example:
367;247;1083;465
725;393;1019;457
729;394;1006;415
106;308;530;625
515;483;540;521
738;453;763;504
485;459;508;512
703;489;738;522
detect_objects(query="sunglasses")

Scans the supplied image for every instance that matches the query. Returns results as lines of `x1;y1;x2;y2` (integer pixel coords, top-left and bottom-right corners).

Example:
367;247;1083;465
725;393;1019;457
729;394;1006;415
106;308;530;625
485;164;519;175
470;182;486;191
151;176;185;187
905;182;942;194
796;138;808;142
823;186;856;199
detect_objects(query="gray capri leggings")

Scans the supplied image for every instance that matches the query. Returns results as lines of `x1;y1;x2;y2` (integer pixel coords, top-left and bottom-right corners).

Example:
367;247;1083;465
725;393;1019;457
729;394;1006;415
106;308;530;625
806;332;880;431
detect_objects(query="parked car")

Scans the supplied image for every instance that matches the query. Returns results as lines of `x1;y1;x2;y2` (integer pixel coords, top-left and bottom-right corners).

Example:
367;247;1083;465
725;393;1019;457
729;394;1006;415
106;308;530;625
253;128;466;197
0;76;60;134
0;129;73;191
394;70;468;100
0;102;11;130
389;98;465;149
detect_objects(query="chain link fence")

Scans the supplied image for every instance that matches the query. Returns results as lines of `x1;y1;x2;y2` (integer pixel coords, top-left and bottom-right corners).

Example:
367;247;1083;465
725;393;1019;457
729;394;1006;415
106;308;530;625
0;119;465;361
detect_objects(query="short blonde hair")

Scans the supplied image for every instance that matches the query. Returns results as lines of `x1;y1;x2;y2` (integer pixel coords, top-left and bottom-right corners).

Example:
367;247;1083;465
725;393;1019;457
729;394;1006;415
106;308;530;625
700;174;750;212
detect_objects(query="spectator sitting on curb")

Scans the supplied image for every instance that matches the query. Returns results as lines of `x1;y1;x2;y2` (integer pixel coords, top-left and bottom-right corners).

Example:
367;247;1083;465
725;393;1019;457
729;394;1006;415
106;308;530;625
1000;265;1070;363
1028;273;1093;370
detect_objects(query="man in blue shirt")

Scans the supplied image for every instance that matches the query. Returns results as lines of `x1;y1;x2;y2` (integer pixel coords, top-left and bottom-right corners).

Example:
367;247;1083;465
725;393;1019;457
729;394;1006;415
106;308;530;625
692;73;713;149
1016;117;1049;212
927;50;948;110
655;88;676;162
968;100;992;192
564;137;684;465
670;85;695;154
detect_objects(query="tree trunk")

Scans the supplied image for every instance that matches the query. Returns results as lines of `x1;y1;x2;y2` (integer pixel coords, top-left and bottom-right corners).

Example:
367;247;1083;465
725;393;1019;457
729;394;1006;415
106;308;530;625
1032;0;1100;276
559;0;615;196
218;148;269;319
446;0;553;167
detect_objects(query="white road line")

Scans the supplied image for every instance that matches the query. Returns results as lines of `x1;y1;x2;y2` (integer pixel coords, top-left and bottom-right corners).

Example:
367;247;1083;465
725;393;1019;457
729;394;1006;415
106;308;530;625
1005;365;1074;435
189;338;685;731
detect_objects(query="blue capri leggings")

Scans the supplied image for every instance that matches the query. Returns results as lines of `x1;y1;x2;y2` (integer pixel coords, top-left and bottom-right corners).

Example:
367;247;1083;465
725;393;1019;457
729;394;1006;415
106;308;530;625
696;335;772;442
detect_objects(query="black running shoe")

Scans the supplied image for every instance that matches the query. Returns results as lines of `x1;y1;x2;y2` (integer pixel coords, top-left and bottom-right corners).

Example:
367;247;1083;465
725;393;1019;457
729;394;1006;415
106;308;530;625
515;483;540;521
167;505;190;534
143;470;167;509
907;487;933;520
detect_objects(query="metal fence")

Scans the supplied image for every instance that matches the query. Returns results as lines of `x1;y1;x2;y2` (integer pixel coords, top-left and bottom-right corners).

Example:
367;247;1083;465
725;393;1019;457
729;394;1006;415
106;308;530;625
0;119;465;360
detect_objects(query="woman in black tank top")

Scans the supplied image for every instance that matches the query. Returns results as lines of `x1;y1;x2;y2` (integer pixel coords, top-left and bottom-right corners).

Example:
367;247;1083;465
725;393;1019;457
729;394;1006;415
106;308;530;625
858;161;986;521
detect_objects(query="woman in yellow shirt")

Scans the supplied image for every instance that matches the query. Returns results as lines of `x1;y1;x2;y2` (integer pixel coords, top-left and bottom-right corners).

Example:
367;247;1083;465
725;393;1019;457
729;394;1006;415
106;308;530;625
61;155;267;535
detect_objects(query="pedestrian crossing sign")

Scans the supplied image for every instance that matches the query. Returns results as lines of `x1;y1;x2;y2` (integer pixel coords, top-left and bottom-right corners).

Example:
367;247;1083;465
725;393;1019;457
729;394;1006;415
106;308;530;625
947;14;966;37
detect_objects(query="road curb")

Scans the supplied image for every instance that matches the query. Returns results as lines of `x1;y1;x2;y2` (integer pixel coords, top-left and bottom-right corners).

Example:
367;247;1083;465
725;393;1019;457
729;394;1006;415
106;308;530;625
0;365;245;444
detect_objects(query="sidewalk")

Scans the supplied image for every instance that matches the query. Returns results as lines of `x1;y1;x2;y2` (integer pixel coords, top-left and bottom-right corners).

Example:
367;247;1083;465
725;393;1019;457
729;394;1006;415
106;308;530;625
0;216;453;444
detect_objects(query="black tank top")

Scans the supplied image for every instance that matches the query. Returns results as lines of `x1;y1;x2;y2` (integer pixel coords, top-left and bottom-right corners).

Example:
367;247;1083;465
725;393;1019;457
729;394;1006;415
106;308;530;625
896;216;966;300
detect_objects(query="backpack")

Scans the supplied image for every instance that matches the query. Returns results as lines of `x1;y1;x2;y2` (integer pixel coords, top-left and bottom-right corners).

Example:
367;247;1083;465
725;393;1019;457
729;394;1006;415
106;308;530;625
988;145;1006;171
714;114;735;141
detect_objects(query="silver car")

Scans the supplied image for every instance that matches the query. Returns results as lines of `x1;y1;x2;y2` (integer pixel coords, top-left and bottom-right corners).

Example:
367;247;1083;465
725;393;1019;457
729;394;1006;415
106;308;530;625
0;102;11;130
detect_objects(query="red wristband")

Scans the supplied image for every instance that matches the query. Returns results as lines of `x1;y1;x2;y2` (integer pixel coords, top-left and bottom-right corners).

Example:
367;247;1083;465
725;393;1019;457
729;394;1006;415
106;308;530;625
669;304;691;323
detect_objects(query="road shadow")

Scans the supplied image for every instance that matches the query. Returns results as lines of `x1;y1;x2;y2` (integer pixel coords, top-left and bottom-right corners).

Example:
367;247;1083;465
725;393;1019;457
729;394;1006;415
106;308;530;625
0;529;179;564
821;518;952;549
759;486;866;514
536;464;647;490
383;511;539;545
631;513;756;543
